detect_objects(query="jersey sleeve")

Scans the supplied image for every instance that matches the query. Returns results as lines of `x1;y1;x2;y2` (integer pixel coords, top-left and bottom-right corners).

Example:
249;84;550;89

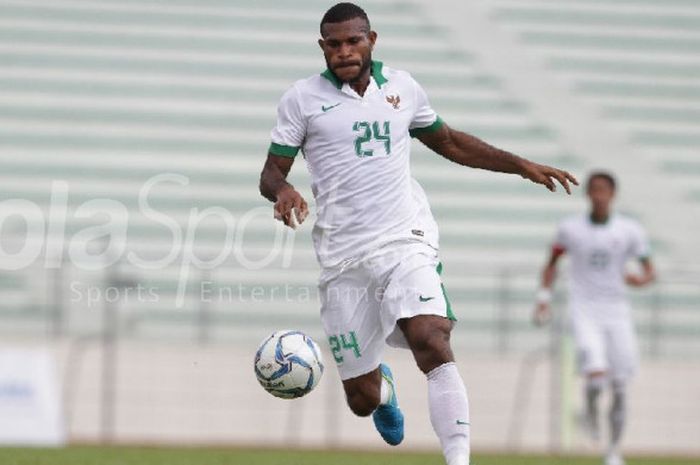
269;85;305;158
553;222;569;252
629;221;651;260
408;77;444;138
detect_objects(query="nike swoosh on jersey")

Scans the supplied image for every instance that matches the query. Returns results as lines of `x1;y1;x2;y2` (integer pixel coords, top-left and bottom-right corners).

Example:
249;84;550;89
322;103;341;112
419;295;435;302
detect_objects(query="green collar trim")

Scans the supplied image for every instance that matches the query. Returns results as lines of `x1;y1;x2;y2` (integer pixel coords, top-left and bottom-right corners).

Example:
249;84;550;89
320;68;343;89
320;60;388;89
589;213;610;225
371;60;388;87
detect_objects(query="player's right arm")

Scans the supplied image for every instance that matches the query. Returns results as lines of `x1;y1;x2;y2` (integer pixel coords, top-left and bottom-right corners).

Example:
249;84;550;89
259;154;308;229
533;244;566;326
260;84;309;229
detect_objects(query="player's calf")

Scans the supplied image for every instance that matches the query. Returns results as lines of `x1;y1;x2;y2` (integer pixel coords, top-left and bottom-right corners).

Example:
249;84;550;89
342;368;382;417
342;365;404;445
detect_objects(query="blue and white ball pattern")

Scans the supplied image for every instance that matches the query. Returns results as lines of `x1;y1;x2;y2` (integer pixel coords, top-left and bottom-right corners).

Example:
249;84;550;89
254;330;324;399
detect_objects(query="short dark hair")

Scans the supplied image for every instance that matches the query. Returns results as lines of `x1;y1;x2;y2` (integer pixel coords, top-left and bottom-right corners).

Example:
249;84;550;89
320;2;370;36
586;170;617;191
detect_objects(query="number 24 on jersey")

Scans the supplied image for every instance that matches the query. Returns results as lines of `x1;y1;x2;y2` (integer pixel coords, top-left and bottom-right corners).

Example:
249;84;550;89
353;120;391;158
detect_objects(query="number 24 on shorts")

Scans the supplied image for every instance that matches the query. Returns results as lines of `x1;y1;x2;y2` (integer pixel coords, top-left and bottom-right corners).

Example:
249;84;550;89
328;332;361;363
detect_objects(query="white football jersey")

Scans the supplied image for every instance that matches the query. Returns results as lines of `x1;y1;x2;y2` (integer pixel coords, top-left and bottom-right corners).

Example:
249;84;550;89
554;214;651;316
269;61;441;268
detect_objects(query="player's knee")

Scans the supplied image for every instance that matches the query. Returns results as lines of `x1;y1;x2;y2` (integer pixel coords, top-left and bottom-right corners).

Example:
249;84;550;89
611;379;626;397
345;385;380;417
411;326;454;373
586;371;607;389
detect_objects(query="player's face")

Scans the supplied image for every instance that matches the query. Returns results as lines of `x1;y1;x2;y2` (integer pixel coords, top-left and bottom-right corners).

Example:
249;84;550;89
318;18;377;84
587;177;615;212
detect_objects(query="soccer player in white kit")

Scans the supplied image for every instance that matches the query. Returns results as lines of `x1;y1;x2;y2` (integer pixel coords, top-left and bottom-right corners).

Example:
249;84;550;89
259;4;578;464
534;172;655;465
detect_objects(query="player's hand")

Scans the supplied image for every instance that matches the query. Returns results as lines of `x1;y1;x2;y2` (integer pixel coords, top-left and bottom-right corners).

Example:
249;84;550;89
274;185;308;229
625;273;651;287
532;302;551;327
521;161;579;194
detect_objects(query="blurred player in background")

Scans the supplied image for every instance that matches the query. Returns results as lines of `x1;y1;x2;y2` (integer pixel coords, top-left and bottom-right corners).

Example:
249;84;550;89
259;3;577;464
534;171;655;465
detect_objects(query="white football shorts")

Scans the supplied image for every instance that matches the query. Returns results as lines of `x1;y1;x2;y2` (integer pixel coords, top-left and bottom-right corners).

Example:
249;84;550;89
570;305;638;381
318;241;455;380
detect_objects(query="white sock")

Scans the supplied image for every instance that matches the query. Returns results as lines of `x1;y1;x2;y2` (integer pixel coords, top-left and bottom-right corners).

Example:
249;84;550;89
427;362;470;465
609;380;627;451
379;374;391;405
585;375;605;423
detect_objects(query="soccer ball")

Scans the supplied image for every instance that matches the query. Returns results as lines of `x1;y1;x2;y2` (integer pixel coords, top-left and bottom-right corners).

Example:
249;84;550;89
254;330;324;399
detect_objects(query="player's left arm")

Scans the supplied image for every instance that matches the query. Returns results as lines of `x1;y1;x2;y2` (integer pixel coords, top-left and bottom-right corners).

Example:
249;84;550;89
416;122;578;194
625;223;656;287
626;257;656;287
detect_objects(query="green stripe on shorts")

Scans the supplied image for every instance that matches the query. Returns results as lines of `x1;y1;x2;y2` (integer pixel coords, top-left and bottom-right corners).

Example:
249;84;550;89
436;262;456;321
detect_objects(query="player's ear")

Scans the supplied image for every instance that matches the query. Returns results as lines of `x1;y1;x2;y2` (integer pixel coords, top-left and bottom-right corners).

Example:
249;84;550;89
318;38;325;51
368;30;377;49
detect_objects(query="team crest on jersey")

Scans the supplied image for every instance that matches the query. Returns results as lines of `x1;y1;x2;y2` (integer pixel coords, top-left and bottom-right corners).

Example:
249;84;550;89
386;94;400;110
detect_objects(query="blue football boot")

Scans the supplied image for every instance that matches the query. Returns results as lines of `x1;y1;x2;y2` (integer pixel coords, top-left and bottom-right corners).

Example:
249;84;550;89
372;363;404;446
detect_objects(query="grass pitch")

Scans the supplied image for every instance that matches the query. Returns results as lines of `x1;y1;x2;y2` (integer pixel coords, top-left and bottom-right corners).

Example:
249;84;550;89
0;446;695;465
